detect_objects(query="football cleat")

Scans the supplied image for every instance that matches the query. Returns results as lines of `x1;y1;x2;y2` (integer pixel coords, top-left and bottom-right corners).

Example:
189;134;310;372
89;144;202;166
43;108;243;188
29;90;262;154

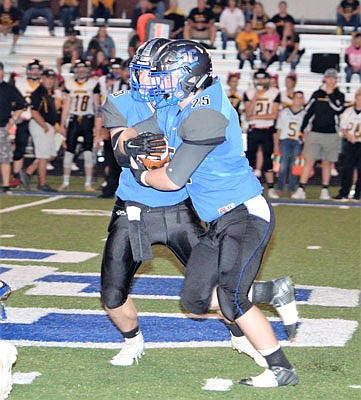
239;366;298;387
110;332;145;366
291;187;306;200
271;276;299;341
320;188;331;200
268;188;280;199
0;342;18;400
231;334;268;368
0;281;11;301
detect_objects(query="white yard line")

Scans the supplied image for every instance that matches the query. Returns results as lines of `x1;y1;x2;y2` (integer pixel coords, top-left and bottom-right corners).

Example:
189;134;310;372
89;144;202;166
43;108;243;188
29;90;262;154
0;196;66;214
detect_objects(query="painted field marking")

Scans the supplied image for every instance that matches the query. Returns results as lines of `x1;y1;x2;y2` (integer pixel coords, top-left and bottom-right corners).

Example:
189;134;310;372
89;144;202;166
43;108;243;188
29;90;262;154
0;248;98;263
42;209;111;217
0;196;66;214
1;307;358;349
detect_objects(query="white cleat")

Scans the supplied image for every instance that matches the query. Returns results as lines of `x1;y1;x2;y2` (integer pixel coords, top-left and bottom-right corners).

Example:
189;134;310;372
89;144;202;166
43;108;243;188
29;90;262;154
230;334;268;368
291;187;306;200
320;188;331;200
268;188;280;199
239;366;298;387
110;332;145;366
0;342;17;400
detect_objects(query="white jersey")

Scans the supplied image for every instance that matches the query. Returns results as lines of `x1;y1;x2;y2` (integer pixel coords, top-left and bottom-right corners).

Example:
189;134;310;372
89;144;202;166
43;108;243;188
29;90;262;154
98;75;122;104
340;106;361;142
15;77;40;121
244;87;280;128
276;107;306;140
64;77;100;116
281;90;293;108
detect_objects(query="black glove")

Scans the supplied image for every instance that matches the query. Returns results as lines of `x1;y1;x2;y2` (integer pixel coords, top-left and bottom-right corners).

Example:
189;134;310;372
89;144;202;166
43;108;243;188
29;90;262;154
124;132;167;159
129;156;148;186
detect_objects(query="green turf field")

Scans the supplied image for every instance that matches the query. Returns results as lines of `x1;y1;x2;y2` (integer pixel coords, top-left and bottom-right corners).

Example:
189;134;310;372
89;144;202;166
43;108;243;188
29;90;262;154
1;185;360;400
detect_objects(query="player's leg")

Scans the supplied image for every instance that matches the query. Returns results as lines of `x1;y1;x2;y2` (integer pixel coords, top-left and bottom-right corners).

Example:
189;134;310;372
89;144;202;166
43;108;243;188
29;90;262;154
82;116;95;191
59;117;78;190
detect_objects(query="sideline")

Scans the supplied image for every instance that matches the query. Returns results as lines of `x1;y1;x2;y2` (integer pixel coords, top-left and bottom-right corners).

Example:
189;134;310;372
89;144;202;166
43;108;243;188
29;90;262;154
0;196;67;214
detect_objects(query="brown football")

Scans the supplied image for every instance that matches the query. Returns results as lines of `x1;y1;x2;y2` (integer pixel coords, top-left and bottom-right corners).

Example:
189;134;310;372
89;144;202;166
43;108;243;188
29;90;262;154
138;154;170;170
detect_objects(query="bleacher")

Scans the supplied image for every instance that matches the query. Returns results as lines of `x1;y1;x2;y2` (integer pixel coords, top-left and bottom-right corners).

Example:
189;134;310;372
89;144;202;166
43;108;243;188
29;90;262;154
0;20;360;101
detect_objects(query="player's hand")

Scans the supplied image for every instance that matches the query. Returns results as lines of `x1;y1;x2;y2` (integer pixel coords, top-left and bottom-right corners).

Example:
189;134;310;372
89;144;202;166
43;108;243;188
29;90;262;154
129;155;148;186
124;132;167;158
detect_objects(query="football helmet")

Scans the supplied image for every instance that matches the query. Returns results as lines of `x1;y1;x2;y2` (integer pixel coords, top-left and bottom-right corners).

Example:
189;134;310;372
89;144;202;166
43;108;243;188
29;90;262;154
253;68;270;91
73;59;90;81
129;38;170;102
149;40;213;107
26;59;43;80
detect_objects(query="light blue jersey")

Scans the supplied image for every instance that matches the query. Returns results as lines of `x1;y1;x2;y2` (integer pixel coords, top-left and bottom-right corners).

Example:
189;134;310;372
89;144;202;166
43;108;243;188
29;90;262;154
105;90;188;206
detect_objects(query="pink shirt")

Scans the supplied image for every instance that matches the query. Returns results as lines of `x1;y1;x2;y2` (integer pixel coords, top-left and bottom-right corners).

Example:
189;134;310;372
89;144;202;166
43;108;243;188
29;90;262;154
346;45;361;68
260;33;280;52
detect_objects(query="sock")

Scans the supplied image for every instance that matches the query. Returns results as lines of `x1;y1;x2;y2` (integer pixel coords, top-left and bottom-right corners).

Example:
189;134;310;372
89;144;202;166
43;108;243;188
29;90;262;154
122;326;140;339
268;183;274;189
299;183;306;189
13;173;19;179
251;281;274;303
260;345;292;369
85;176;92;187
63;175;70;186
322;185;329;189
226;322;244;337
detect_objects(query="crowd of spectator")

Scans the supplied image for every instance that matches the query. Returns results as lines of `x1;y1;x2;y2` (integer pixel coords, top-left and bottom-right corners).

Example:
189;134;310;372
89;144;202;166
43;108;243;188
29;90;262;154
0;0;360;200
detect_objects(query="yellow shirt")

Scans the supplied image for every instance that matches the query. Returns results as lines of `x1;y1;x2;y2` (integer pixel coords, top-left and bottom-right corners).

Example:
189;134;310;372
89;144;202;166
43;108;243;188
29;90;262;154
236;31;259;52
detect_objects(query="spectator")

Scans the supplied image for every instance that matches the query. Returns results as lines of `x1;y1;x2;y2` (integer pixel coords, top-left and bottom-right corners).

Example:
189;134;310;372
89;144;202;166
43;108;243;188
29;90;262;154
91;26;116;60
83;37;103;63
22;69;60;192
219;0;245;54
207;0;227;22
236;20;259;68
0;0;22;54
270;1;295;38
281;72;297;107
130;0;154;31
279;21;304;71
98;57;123;96
226;72;243;124
292;69;345;200
92;0;114;24
250;1;269;35
184;0;217;49
59;0;79;36
274;91;306;196
259;21;280;68
239;0;255;21
0;62;26;194
345;32;361;86
270;73;279;89
19;0;55;36
90;50;109;77
150;0;166;18
333;88;361;201
336;0;360;33
164;0;185;39
56;28;83;74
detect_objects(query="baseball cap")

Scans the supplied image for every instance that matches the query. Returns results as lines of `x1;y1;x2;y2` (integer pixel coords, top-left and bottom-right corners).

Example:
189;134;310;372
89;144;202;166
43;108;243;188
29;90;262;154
265;22;276;29
0;62;4;70
41;69;57;78
286;72;297;82
323;68;338;78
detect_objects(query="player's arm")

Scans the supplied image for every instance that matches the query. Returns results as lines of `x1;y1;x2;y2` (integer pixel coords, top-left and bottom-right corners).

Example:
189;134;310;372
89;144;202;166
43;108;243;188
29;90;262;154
60;92;71;136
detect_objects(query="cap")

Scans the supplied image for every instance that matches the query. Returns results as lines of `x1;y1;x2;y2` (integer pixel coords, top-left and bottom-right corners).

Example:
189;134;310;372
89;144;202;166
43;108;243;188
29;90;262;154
41;69;57;78
0;62;4;70
106;72;116;80
286;72;297;82
265;22;276;29
324;68;338;78
110;57;123;69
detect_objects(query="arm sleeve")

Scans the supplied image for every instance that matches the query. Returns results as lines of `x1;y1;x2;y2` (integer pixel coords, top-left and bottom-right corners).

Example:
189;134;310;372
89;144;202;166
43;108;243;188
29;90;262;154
300;96;316;132
102;97;128;129
132;112;163;135
166;142;217;187
179;109;228;145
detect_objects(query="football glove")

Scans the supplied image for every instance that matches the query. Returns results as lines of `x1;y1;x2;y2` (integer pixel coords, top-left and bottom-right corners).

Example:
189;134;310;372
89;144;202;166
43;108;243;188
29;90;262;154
124;132;167;158
129;155;149;186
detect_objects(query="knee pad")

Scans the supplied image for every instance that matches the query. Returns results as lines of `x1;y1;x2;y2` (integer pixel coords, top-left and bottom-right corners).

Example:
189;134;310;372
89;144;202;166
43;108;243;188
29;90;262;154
83;150;93;168
217;286;253;321
101;287;127;309
63;151;74;169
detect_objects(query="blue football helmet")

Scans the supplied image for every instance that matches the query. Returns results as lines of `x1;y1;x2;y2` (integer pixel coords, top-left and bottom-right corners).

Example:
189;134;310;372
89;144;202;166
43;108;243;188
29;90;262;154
129;38;170;102
148;40;213;108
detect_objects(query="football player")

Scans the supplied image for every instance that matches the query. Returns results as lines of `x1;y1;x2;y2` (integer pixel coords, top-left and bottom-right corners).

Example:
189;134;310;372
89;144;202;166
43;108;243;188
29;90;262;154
102;39;298;370
125;40;298;387
59;59;101;192
244;68;281;199
13;59;43;189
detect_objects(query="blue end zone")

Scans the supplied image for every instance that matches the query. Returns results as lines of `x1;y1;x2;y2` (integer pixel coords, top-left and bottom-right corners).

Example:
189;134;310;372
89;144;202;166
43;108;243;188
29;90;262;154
0;249;55;260
0;313;290;343
0;266;11;274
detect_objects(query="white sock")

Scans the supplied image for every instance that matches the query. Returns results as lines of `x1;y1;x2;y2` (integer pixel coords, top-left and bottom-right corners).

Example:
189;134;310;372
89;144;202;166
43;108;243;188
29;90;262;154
63;175;70;186
85;176;92;187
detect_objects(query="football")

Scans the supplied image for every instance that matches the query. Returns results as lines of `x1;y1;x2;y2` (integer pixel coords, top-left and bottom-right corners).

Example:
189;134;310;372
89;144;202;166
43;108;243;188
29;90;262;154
138;153;170;170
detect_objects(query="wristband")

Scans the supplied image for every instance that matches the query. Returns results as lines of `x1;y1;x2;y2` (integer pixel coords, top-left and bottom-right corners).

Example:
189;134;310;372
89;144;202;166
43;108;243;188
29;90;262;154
140;171;149;186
